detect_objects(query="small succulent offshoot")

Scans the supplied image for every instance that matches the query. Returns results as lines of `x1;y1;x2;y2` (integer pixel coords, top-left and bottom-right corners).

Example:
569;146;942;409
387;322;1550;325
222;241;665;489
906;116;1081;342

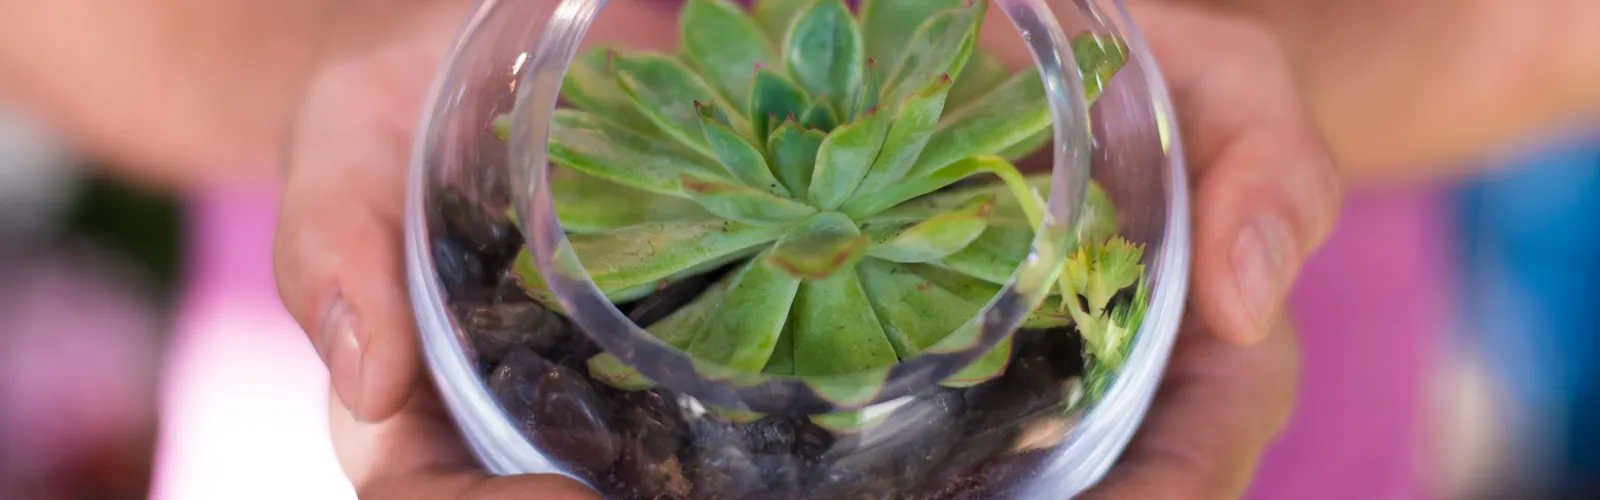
494;0;1149;431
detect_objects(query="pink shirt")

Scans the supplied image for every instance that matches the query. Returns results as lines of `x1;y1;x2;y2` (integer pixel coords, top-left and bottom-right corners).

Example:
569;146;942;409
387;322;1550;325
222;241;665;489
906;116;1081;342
146;183;1448;499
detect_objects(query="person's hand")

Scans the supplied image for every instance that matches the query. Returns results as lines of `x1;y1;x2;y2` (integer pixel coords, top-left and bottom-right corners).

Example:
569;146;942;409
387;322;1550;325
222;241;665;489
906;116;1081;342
272;1;674;498
1079;4;1341;498
273;1;1336;499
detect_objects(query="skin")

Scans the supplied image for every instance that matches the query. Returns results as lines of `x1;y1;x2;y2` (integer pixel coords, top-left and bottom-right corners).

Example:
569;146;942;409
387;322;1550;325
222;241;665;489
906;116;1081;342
0;0;1590;498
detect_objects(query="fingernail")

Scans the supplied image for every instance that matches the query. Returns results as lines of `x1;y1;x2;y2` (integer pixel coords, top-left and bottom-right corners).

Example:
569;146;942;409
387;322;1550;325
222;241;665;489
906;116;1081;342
318;296;368;420
1231;215;1293;336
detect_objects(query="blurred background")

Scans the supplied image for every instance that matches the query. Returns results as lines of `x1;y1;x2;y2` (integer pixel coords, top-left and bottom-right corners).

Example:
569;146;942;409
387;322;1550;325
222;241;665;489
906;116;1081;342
0;1;1597;499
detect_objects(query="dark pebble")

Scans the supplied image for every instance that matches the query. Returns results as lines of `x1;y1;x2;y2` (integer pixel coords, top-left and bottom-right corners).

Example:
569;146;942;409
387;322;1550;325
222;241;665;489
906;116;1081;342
740;417;797;455
487;348;620;472
462;302;569;366
433;236;491;302
618;391;686;460
553;333;604;374
793;421;837;463
611;446;693;500
492;268;537;304
436;190;521;267
609;406;692;500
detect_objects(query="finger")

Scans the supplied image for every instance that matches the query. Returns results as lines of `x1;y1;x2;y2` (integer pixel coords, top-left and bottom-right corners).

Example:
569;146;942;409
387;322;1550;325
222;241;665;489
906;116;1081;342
274;45;441;423
331;389;602;500
272;0;684;424
1132;5;1343;345
1080;314;1300;500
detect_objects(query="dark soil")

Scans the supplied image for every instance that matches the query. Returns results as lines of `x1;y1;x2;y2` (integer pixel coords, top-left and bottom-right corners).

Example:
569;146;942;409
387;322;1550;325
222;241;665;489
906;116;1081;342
435;189;1091;499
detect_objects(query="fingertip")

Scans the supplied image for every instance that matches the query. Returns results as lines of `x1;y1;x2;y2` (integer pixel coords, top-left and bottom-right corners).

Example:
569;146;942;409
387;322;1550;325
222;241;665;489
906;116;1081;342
1192;199;1293;347
275;197;419;423
352;329;422;422
343;251;422;423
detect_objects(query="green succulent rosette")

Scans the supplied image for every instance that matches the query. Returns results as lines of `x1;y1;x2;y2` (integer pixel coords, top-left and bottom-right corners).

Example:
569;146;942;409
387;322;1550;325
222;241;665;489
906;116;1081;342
494;0;1150;431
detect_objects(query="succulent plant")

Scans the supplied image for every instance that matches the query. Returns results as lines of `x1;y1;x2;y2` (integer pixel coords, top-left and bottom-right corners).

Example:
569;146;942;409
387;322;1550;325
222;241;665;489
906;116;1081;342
496;0;1148;430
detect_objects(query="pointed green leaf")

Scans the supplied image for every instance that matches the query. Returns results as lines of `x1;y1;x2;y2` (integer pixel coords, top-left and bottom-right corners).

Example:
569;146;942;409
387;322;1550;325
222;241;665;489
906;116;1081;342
711;406;769;424
937;224;1034;284
682;0;776;111
1085;236;1145;314
946;49;1010;113
791;267;900;376
764;321;796;375
561;47;663;138
866;193;992;263
784;0;863;115
909;69;1050;180
997;126;1052;162
588;353;658;390
510;250;561;307
646;271;737;347
766;120;826;195
859;0;966;76
571;220;785;292
612;53;748;155
685;257;803;372
753;0;812;42
799;98;838;130
765;212;868;280
548;109;725;197
849;75;955;198
939;337;1012;387
803;368;890;407
840;154;989;219
749;69;810;139
870;174;1118;243
1072;33;1130;103
698;101;790;197
682;174;818;225
881;2;983;105
848;57;882;123
550;167;715;233
512;248;691;307
857;259;984;358
808;109;890;210
908;263;1069;328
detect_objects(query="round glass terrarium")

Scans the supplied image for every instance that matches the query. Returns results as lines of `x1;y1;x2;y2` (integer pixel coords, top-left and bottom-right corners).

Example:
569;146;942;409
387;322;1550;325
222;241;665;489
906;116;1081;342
406;0;1190;497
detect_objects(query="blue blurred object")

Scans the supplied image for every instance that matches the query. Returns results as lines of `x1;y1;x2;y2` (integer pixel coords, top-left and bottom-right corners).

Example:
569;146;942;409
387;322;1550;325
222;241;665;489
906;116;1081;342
1454;130;1600;495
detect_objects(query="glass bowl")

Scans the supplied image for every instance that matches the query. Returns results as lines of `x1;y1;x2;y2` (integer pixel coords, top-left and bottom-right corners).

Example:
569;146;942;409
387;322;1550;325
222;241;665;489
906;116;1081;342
405;0;1190;497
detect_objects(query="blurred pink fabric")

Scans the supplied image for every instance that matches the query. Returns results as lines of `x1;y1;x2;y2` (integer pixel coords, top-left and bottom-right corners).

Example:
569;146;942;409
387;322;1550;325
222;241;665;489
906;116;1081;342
148;184;355;500
146;183;1448;499
1247;185;1451;500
